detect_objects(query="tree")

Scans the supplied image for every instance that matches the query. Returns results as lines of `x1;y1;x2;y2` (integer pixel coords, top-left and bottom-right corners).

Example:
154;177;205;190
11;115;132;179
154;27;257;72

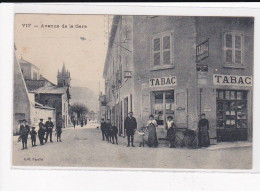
69;103;89;119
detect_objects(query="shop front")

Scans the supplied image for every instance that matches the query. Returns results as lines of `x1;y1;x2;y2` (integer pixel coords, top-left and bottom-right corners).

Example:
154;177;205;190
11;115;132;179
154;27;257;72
213;74;253;142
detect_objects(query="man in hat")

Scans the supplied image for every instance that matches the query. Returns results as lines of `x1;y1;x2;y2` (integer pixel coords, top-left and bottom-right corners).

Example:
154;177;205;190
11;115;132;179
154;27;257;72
124;111;137;147
38;119;45;145
19;119;29;150
45;117;54;143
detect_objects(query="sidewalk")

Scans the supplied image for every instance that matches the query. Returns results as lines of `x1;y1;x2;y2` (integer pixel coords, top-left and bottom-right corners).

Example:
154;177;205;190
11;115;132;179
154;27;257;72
117;134;252;150
206;141;252;150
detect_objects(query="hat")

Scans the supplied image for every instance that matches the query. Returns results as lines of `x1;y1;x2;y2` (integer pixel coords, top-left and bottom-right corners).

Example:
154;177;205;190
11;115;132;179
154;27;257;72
48;117;51;119
40;118;43;121
201;113;206;116
22;119;27;122
129;111;133;114
32;126;36;129
167;115;173;120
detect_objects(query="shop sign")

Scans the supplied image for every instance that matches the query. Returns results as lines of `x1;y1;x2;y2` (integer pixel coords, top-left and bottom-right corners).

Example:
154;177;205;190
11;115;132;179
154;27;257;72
204;107;212;112
198;72;207;85
196;64;208;72
196;39;209;62
124;71;132;78
213;74;252;86
149;76;177;87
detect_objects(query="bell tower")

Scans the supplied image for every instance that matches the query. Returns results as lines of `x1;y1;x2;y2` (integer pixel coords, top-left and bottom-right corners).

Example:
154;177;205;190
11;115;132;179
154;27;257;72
57;63;71;87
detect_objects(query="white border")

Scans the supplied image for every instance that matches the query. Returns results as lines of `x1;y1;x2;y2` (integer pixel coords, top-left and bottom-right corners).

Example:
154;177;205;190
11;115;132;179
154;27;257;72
1;3;260;190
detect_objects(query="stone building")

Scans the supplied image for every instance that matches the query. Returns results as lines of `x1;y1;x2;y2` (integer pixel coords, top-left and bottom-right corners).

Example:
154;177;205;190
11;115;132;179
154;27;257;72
33;64;71;128
103;16;253;143
13;55;55;134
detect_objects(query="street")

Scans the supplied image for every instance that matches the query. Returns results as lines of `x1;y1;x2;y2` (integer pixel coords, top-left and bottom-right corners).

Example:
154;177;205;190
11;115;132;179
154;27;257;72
13;126;252;169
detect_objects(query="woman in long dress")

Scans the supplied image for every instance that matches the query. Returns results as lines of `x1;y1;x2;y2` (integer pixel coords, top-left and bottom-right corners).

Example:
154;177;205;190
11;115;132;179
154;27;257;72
147;115;158;147
198;113;210;147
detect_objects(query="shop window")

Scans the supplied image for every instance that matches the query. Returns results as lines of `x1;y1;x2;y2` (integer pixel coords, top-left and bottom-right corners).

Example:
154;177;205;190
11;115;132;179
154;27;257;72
152;32;173;67
153;90;175;126
216;89;248;141
223;31;243;66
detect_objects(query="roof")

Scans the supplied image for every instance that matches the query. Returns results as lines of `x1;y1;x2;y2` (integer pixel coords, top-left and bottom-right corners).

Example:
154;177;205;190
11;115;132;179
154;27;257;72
25;80;48;92
33;85;67;94
34;102;55;110
19;58;40;70
25;78;56;92
103;16;121;79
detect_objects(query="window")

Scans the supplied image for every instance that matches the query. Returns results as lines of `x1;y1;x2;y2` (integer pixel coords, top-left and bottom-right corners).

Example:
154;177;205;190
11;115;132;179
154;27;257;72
152;90;175;126
224;31;243;66
152;32;173;67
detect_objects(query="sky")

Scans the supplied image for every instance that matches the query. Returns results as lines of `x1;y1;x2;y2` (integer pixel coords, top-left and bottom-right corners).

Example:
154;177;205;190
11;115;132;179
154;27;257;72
15;14;113;94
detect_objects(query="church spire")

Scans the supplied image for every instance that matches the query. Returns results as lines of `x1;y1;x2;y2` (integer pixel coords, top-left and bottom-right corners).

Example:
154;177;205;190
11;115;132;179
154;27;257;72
62;62;66;75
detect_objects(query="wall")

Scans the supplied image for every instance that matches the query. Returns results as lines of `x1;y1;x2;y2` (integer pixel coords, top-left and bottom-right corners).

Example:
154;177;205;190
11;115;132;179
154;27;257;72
104;16;134;136
36;93;62;126
30;107;56;130
20;62;32;80
13;54;31;134
195;17;254;141
133;16;198;137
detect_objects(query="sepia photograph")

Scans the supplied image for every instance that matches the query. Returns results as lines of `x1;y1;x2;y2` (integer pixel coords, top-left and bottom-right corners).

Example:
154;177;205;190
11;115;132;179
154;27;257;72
13;13;254;170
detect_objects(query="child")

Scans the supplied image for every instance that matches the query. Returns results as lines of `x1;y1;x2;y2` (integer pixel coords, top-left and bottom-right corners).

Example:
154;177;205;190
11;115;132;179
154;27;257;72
29;126;37;147
111;123;118;145
137;127;146;147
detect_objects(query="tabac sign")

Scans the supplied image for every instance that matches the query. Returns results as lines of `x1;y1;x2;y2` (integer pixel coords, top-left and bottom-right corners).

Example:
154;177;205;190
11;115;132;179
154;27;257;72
213;74;252;86
149;76;177;87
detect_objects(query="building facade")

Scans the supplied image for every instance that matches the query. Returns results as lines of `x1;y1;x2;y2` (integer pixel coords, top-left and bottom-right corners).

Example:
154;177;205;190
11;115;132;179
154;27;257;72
103;16;253;142
13;54;55;134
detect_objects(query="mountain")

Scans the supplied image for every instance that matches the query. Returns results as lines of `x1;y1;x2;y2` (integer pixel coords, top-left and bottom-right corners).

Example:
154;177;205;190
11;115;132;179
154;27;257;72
70;86;99;112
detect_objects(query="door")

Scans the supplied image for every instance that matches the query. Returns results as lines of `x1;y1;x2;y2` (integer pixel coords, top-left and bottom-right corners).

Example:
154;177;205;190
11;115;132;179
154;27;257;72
124;97;128;137
151;90;175;138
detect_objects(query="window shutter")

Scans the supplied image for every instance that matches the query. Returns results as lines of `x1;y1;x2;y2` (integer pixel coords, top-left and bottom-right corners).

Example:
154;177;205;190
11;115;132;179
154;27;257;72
235;35;242;64
163;35;170;50
235;35;242;49
235;50;242;64
163;51;170;64
226;34;232;48
163;35;171;65
226;50;232;63
154;53;160;66
154;38;160;51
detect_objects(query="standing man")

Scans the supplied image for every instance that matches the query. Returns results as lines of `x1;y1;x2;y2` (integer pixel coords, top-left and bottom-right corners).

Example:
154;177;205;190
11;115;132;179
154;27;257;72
100;118;107;141
56;117;63;142
106;119;112;142
124;111;137;147
45;117;54;143
73;119;76;129
19;119;29;150
38;119;45;145
198;113;210;147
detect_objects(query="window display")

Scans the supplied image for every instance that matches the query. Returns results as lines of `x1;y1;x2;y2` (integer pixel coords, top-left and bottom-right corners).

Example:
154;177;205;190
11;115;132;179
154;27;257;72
216;90;248;141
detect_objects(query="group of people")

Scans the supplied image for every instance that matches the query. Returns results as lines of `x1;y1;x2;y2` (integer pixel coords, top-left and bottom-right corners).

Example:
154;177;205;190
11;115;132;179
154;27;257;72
72;118;88;128
100;111;210;148
100;119;119;144
18;117;63;150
